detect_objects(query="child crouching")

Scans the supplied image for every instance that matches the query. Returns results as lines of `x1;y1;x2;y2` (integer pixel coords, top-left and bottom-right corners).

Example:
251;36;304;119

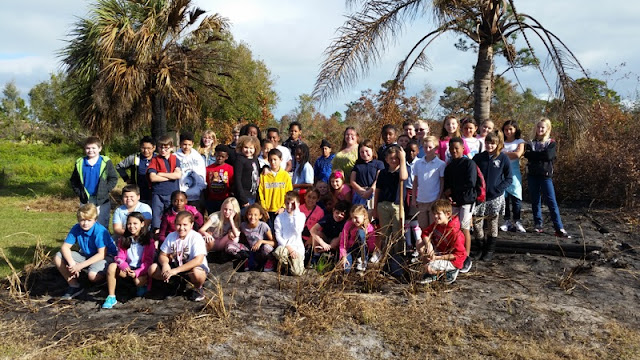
55;203;117;300
148;211;209;301
240;203;276;271
416;199;466;285
103;212;155;309
273;191;306;276
338;205;376;272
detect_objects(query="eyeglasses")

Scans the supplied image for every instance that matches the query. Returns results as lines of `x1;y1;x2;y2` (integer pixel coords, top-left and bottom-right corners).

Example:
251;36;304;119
160;145;172;149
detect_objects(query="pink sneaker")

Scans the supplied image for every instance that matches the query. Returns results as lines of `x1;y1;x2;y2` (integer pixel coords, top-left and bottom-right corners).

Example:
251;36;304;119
263;258;275;272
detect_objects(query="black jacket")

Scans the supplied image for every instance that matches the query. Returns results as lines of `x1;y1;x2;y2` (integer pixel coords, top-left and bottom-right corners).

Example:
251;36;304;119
524;139;556;178
444;157;477;206
233;154;259;207
70;156;118;205
473;152;512;201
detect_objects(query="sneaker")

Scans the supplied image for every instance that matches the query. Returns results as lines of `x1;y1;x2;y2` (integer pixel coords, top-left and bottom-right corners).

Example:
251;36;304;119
236;250;250;260
417;274;438;285
444;269;460;285
514;221;526;233
555;229;572;239
499;220;512;232
459;256;472;273
136;286;147;297
263;258;275;272
102;295;117;309
191;287;205;302
534;225;544;233
369;251;382;264
60;286;83;300
355;258;366;272
310;253;320;267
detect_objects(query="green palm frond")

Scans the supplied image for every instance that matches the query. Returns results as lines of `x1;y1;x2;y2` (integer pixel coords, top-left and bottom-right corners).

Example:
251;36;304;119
60;0;233;138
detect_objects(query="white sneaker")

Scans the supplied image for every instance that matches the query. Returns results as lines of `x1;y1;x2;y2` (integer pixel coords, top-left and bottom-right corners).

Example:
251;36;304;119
514;221;526;233
369;251;381;264
459;257;472;273
355;258;366;272
499;220;512;232
410;250;420;264
444;269;460;285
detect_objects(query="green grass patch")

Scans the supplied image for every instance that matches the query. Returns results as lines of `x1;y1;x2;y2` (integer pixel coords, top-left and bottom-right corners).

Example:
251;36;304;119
0;140;124;198
0;140;130;276
0;196;74;277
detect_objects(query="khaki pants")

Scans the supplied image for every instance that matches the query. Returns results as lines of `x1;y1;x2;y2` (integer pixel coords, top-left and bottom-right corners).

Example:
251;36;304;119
377;201;403;250
273;246;304;276
416;201;435;229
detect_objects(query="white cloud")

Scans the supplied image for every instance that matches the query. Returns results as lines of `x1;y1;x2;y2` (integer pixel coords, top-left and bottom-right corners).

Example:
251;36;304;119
0;56;57;75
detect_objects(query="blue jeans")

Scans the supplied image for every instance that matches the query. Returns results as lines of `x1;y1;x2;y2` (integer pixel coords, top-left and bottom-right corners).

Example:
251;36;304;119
344;229;368;272
527;175;564;231
504;194;521;221
351;192;371;207
240;198;256;217
88;197;111;229
151;193;172;229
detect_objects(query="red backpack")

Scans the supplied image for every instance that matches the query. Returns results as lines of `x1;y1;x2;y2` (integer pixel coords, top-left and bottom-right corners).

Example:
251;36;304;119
475;164;486;203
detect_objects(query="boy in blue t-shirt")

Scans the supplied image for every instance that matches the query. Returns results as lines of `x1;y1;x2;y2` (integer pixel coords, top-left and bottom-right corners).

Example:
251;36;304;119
55;203;117;300
112;184;152;236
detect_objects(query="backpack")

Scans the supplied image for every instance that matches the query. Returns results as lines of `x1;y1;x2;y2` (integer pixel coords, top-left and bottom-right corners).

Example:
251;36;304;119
475;164;486;203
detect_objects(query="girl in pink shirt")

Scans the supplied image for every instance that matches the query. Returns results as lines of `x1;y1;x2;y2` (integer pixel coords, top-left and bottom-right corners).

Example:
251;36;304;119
329;170;352;203
300;188;325;246
338;205;376;272
157;191;204;245
438;115;470;163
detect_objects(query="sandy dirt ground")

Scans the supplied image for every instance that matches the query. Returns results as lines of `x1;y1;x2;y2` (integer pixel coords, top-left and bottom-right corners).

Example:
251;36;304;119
1;206;638;359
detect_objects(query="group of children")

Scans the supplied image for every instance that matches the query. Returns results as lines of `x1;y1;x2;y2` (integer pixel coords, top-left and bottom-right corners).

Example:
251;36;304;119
57;116;570;305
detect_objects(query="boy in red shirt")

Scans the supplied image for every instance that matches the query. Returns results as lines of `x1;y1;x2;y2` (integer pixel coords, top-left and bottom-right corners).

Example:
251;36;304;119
416;199;466;285
205;145;234;214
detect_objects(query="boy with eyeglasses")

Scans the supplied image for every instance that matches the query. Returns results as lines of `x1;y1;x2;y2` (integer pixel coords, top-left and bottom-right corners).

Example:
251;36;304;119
147;135;182;230
116;136;156;204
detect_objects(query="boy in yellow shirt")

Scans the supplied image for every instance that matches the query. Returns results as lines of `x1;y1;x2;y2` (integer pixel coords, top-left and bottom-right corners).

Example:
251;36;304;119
259;148;293;230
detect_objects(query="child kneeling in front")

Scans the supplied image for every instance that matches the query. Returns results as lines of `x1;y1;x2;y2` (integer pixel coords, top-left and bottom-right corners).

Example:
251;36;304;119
273;191;306;276
55;203;117;300
416;199;466;285
148;211;209;301
240;203;276;271
338;205;376;272
103;212;155;309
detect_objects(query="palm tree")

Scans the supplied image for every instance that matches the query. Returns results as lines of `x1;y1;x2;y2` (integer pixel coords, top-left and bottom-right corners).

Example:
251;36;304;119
314;0;589;141
61;0;232;140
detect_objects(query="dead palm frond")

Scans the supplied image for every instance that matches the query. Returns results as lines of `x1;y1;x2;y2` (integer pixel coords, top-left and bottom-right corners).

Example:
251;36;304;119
315;0;589;146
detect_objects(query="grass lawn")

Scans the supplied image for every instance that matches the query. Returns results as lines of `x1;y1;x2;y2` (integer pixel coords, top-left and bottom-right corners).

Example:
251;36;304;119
0;140;126;277
0;196;74;277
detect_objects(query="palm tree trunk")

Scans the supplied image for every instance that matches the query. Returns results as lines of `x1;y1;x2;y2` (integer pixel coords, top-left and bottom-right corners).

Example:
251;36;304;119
473;42;494;122
151;93;167;140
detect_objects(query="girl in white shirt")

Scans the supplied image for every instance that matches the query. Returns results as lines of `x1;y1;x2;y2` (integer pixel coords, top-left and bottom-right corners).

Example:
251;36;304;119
273;191;306;276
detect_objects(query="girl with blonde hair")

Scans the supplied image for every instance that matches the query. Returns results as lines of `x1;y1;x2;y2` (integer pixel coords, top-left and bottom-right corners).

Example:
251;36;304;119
523;118;570;238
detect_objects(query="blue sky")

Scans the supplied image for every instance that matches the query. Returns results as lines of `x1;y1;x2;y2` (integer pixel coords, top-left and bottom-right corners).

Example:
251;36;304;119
1;0;639;119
